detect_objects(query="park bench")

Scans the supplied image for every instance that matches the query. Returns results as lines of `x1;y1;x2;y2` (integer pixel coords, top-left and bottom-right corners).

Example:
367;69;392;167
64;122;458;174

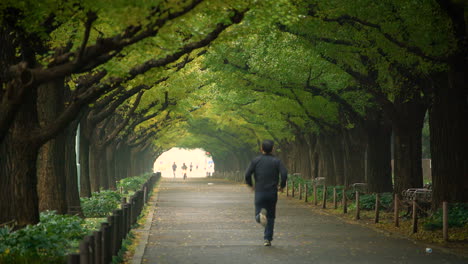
401;188;432;217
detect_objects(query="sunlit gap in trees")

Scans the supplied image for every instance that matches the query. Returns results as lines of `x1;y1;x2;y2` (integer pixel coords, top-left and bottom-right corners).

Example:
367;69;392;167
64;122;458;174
153;148;215;178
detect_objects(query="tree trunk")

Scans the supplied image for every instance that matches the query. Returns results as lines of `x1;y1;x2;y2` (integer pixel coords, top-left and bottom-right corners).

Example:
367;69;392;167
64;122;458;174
79;126;91;197
64;121;83;216
343;128;366;185
106;144;116;190
0;93;41;227
36;79;67;214
331;133;345;186
365;115;393;193
89;143;102;192
99;149;109;189
430;64;468;206
392;98;426;195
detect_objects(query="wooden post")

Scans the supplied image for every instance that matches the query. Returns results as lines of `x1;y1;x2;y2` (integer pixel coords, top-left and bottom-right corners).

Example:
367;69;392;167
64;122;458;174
304;183;308;203
299;183;302;200
322;185;327;209
443;201;448;241
355;191;360;220
108;214;117;256
144;185;148;203
79;236;90;264
291;180;295;197
125;204;131;233
333;188;337;209
67;254;80;264
313;185;317;206
343;188;347;214
101;223;111;264
394;194;399;227
94;230;102;264
286;181;289;197
121;198;127;236
412;200;418;233
374;193;380;224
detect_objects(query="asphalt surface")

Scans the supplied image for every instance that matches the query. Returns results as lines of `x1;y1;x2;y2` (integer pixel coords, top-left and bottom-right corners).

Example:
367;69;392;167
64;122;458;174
139;178;467;264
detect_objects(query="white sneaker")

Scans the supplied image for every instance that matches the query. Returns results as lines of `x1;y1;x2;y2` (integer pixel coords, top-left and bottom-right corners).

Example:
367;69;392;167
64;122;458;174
259;208;268;227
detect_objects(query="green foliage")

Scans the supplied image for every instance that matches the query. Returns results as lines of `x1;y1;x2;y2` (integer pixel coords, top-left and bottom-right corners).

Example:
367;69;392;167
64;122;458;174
80;190;122;217
117;173;151;194
358;193;393;210
0;211;87;264
423;203;468;231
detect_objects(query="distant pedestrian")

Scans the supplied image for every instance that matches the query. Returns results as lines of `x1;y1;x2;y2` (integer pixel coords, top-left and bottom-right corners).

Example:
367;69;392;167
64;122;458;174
182;163;188;180
245;139;288;246
190;162;193;172
172;162;177;178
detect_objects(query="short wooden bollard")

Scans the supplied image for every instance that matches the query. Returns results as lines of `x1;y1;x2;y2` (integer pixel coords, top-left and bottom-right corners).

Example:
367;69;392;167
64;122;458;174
374;193;380;223
67;253;80;264
121;198;127;236
291;181;295;197
322;185;327;209
394;194;399;227
108;214;117;256
101;223;111;264
130;196;136;225
343;189;347;214
443;201;448;241
333;188;337;209
94;230;102;264
79;236;90;264
313;185;318;206
412;200;418;233
299;184;302;200
304;183;308;203
355;191;360;220
125;204;131;233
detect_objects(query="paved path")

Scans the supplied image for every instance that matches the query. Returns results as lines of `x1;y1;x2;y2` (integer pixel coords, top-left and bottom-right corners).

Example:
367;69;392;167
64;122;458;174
139;178;466;264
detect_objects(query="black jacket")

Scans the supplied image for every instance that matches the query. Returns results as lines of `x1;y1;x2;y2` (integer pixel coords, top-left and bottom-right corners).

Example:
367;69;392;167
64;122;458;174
245;154;288;192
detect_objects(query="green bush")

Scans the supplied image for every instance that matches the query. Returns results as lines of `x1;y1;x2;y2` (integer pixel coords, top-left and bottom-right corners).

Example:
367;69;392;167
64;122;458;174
81;190;122;217
0;211;87;264
359;193;393;210
423;203;468;230
117;174;150;194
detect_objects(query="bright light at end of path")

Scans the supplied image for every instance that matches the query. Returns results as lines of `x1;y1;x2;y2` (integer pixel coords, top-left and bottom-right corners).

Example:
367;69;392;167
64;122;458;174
153;148;214;178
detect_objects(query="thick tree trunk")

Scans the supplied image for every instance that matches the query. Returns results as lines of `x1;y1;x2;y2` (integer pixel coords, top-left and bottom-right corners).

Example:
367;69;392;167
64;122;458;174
64;121;83;216
99;149;109;189
392;99;426;195
331;133;345;186
365;115;393;193
79;127;91;197
317;134;336;185
0;93;41;227
430;65;468;206
89;144;102;192
36;79;67;214
343;128;366;185
106;144;116;190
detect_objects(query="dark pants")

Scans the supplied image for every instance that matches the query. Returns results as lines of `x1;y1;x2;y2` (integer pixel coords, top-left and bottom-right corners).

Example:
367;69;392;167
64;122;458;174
254;191;278;241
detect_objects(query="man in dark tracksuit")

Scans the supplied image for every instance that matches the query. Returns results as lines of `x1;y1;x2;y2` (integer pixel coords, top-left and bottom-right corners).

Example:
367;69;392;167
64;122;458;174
245;140;288;246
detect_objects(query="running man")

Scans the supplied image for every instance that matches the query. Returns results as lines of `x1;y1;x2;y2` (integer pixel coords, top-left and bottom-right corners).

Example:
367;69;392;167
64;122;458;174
245;139;288;246
172;162;177;178
182;162;188;180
